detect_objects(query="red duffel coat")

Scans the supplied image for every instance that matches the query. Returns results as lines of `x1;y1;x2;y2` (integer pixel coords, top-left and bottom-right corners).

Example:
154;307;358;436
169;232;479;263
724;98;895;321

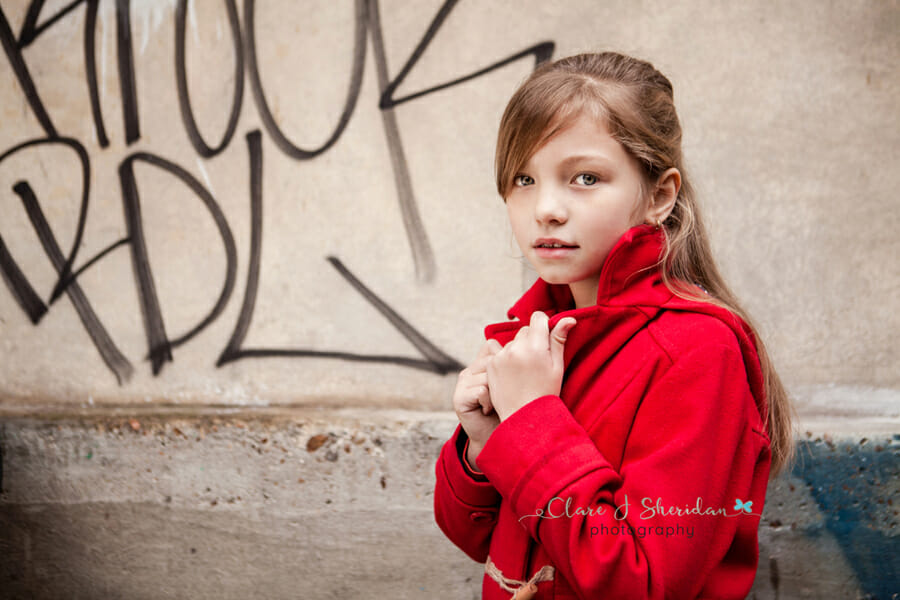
434;224;772;599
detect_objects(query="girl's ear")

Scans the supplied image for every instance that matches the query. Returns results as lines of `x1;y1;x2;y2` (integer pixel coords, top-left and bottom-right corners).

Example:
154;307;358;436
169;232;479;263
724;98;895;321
644;168;681;225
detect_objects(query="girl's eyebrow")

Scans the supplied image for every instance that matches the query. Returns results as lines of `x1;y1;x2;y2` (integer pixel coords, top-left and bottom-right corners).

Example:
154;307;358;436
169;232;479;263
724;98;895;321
521;153;614;174
558;154;614;169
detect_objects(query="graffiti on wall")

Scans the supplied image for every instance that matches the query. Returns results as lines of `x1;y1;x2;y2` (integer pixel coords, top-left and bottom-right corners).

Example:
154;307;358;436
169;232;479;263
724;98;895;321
787;437;900;598
0;0;555;383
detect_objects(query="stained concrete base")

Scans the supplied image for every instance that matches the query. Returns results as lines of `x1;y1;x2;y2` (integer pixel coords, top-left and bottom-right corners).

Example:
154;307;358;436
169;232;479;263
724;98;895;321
0;407;897;599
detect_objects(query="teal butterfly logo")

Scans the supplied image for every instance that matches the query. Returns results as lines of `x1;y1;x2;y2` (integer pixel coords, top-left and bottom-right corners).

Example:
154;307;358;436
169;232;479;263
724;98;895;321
734;499;753;514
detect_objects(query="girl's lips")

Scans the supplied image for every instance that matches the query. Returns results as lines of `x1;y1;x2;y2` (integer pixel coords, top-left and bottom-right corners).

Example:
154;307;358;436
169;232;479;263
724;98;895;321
533;244;578;258
533;238;577;248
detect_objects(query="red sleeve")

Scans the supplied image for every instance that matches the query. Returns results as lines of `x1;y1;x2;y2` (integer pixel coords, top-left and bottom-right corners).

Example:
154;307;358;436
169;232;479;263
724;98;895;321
433;424;502;563
461;437;487;477
475;343;767;599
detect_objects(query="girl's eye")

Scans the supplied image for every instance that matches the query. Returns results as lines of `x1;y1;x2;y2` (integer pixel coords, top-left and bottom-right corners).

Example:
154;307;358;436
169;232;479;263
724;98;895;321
574;173;598;186
514;174;534;187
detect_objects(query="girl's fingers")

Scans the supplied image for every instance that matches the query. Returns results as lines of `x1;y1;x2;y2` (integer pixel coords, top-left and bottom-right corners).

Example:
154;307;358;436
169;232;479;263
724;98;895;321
470;353;494;373
549;317;576;370
528;311;550;349
455;380;490;411
485;338;502;355
550;317;576;345
475;385;494;415
469;339;504;373
460;385;493;416
476;339;497;359
529;310;548;329
467;372;488;387
513;325;530;342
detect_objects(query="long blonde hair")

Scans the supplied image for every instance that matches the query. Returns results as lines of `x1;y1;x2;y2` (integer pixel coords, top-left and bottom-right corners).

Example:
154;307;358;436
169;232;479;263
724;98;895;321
495;52;795;477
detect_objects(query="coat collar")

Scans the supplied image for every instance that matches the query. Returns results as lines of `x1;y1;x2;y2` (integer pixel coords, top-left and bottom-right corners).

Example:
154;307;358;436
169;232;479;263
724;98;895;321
503;223;672;322
483;223;768;431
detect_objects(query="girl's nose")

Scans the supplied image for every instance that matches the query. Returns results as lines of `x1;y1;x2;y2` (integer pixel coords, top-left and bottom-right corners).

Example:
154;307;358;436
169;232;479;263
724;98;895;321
534;187;567;225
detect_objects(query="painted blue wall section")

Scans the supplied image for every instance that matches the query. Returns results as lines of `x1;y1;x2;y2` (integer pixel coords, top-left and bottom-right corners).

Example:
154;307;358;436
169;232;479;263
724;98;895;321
791;436;900;598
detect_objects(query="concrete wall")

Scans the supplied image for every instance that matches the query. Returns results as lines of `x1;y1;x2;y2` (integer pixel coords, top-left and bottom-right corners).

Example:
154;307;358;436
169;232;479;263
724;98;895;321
0;413;897;598
1;0;898;598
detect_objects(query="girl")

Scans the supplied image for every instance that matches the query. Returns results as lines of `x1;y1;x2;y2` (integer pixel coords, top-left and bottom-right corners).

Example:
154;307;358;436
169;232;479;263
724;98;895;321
433;52;794;600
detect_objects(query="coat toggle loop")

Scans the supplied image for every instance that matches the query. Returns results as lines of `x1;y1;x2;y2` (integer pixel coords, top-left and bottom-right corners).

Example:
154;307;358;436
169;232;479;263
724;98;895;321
485;555;554;599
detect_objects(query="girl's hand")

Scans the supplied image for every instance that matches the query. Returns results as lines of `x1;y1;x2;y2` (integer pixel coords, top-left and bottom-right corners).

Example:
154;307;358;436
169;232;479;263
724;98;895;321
452;339;503;468
487;312;576;422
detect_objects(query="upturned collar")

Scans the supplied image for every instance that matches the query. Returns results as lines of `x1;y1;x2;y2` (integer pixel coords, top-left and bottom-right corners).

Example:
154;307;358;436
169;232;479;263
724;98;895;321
503;224;673;322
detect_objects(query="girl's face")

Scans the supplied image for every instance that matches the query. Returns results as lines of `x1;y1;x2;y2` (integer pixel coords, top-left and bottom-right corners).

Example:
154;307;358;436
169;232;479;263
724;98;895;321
505;112;651;309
